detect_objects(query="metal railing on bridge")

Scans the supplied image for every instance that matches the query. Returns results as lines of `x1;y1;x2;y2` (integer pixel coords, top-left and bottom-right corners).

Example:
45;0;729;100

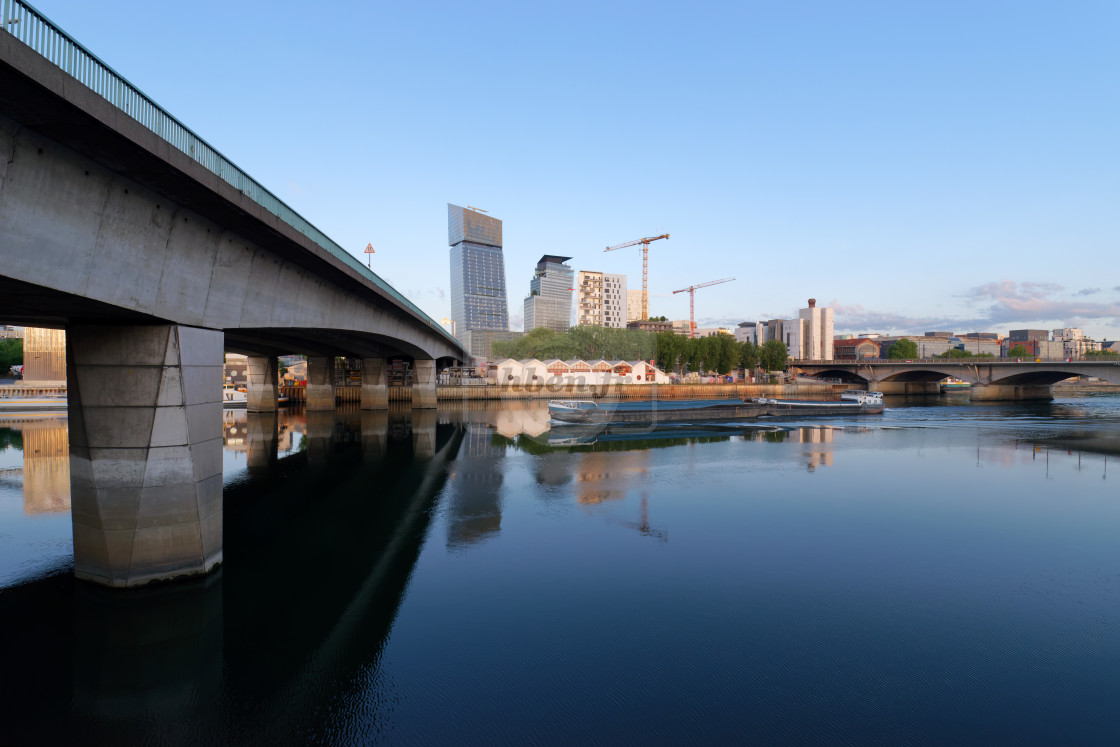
1;0;460;351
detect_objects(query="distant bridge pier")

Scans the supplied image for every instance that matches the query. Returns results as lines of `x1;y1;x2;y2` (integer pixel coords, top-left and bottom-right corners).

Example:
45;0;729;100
970;384;1054;401
361;357;389;410
245;356;279;412
67;324;223;588
305;356;337;411
412;360;438;409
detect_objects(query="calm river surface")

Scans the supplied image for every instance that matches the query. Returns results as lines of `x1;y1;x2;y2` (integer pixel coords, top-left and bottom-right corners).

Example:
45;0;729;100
1;395;1119;744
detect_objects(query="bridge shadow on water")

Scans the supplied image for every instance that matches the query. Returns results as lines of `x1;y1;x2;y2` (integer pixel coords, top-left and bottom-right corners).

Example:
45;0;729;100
0;405;464;745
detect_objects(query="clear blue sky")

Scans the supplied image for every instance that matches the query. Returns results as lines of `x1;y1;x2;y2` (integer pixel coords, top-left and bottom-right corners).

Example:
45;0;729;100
35;0;1120;338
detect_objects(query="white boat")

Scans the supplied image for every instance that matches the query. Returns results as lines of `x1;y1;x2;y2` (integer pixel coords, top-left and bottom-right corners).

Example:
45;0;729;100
754;390;884;414
223;385;247;408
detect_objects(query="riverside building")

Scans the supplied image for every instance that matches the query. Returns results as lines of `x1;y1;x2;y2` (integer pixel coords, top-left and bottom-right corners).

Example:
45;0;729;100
576;271;627;328
523;255;574;333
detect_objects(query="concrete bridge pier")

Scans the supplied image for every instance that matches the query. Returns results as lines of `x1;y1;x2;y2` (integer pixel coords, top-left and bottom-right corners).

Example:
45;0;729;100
970;384;1054;401
871;381;940;395
305;356;337;411
361;357;388;410
66;324;223;588
413;359;438;409
245;356;279;412
245;411;279;469
412;410;438;458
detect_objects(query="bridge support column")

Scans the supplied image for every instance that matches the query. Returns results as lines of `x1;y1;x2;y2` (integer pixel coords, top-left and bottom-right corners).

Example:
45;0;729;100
360;357;389;410
970;384;1054;401
67;324;223;588
246;356;279;411
412;359;437;409
305;356;336;411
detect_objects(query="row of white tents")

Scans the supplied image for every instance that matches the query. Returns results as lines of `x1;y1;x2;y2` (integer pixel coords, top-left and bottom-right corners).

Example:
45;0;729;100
487;358;672;387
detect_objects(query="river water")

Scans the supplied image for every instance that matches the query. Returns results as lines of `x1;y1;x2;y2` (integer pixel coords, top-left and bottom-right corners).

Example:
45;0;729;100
1;395;1119;744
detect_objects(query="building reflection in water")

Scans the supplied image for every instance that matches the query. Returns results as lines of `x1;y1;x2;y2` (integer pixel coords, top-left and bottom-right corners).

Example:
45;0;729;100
745;426;836;470
0;416;71;514
445;423;505;549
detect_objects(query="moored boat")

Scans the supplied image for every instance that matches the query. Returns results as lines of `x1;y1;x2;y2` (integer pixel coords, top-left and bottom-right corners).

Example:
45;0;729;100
223;385;247;408
547;398;764;425
752;390;884;415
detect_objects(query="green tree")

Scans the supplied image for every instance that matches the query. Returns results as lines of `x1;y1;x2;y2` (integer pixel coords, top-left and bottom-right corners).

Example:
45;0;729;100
887;338;919;359
1086;349;1119;357
937;348;972;359
0;338;23;373
739;340;759;371
1007;344;1029;358
760;339;788;371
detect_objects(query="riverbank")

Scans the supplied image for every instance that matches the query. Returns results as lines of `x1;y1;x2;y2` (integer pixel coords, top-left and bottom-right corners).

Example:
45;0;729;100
277;381;847;403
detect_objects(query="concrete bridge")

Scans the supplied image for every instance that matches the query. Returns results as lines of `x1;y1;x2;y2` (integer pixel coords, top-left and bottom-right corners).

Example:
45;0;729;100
794;360;1120;399
0;5;467;587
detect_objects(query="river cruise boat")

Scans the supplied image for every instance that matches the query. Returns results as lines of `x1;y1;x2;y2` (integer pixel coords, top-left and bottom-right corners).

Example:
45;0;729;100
752;390;884;415
547;398;765;425
940;378;971;395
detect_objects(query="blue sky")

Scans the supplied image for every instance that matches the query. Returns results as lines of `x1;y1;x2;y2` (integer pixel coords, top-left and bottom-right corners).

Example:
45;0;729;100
34;0;1120;338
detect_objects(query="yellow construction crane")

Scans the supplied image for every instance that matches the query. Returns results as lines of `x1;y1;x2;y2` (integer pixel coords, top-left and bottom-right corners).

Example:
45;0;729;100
672;277;735;338
466;206;488;213
604;233;669;321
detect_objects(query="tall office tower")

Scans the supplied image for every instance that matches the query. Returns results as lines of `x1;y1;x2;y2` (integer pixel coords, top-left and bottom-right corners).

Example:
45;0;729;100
576;271;627;328
448;204;509;341
523;255;574;333
626;290;644;322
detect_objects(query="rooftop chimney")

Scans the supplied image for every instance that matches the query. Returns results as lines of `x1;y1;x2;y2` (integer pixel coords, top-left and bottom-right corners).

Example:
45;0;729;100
808;298;816;308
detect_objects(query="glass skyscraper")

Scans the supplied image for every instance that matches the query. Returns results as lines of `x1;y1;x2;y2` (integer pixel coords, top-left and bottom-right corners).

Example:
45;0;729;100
523;255;574;333
448;204;509;341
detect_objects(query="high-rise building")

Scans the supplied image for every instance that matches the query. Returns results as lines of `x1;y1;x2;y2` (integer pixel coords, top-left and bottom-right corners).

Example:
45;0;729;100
576;271;627;328
448;204;509;341
626;290;644;322
796;298;834;361
523;255;574;333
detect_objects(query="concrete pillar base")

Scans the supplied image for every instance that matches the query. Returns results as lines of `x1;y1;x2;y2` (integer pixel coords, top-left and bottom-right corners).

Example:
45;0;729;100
305;356;336;411
361;357;388;410
875;381;940;395
67;324;223;588
970;384;1054;401
246;355;278;412
412;359;437;409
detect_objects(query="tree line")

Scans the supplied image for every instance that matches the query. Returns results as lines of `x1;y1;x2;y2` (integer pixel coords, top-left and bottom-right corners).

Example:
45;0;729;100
0;339;22;373
493;327;789;375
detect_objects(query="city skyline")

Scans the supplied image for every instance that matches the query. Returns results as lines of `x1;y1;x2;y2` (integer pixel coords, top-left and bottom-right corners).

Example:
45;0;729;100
36;1;1120;339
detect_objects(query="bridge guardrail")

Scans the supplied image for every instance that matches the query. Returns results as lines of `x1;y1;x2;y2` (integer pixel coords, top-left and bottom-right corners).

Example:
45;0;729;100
1;0;463;353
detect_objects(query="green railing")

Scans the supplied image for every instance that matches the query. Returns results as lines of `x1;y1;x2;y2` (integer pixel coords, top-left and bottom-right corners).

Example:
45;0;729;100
0;0;462;352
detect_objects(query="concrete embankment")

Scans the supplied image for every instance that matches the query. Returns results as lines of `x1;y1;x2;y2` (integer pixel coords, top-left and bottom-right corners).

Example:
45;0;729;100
279;382;845;403
1052;383;1120;395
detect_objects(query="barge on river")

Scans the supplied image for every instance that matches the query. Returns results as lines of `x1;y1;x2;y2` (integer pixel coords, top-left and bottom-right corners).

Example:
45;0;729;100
548;391;883;425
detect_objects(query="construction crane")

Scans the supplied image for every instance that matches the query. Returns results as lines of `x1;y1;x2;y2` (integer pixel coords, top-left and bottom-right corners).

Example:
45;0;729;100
466;205;488;213
672;277;735;338
604;233;669;321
